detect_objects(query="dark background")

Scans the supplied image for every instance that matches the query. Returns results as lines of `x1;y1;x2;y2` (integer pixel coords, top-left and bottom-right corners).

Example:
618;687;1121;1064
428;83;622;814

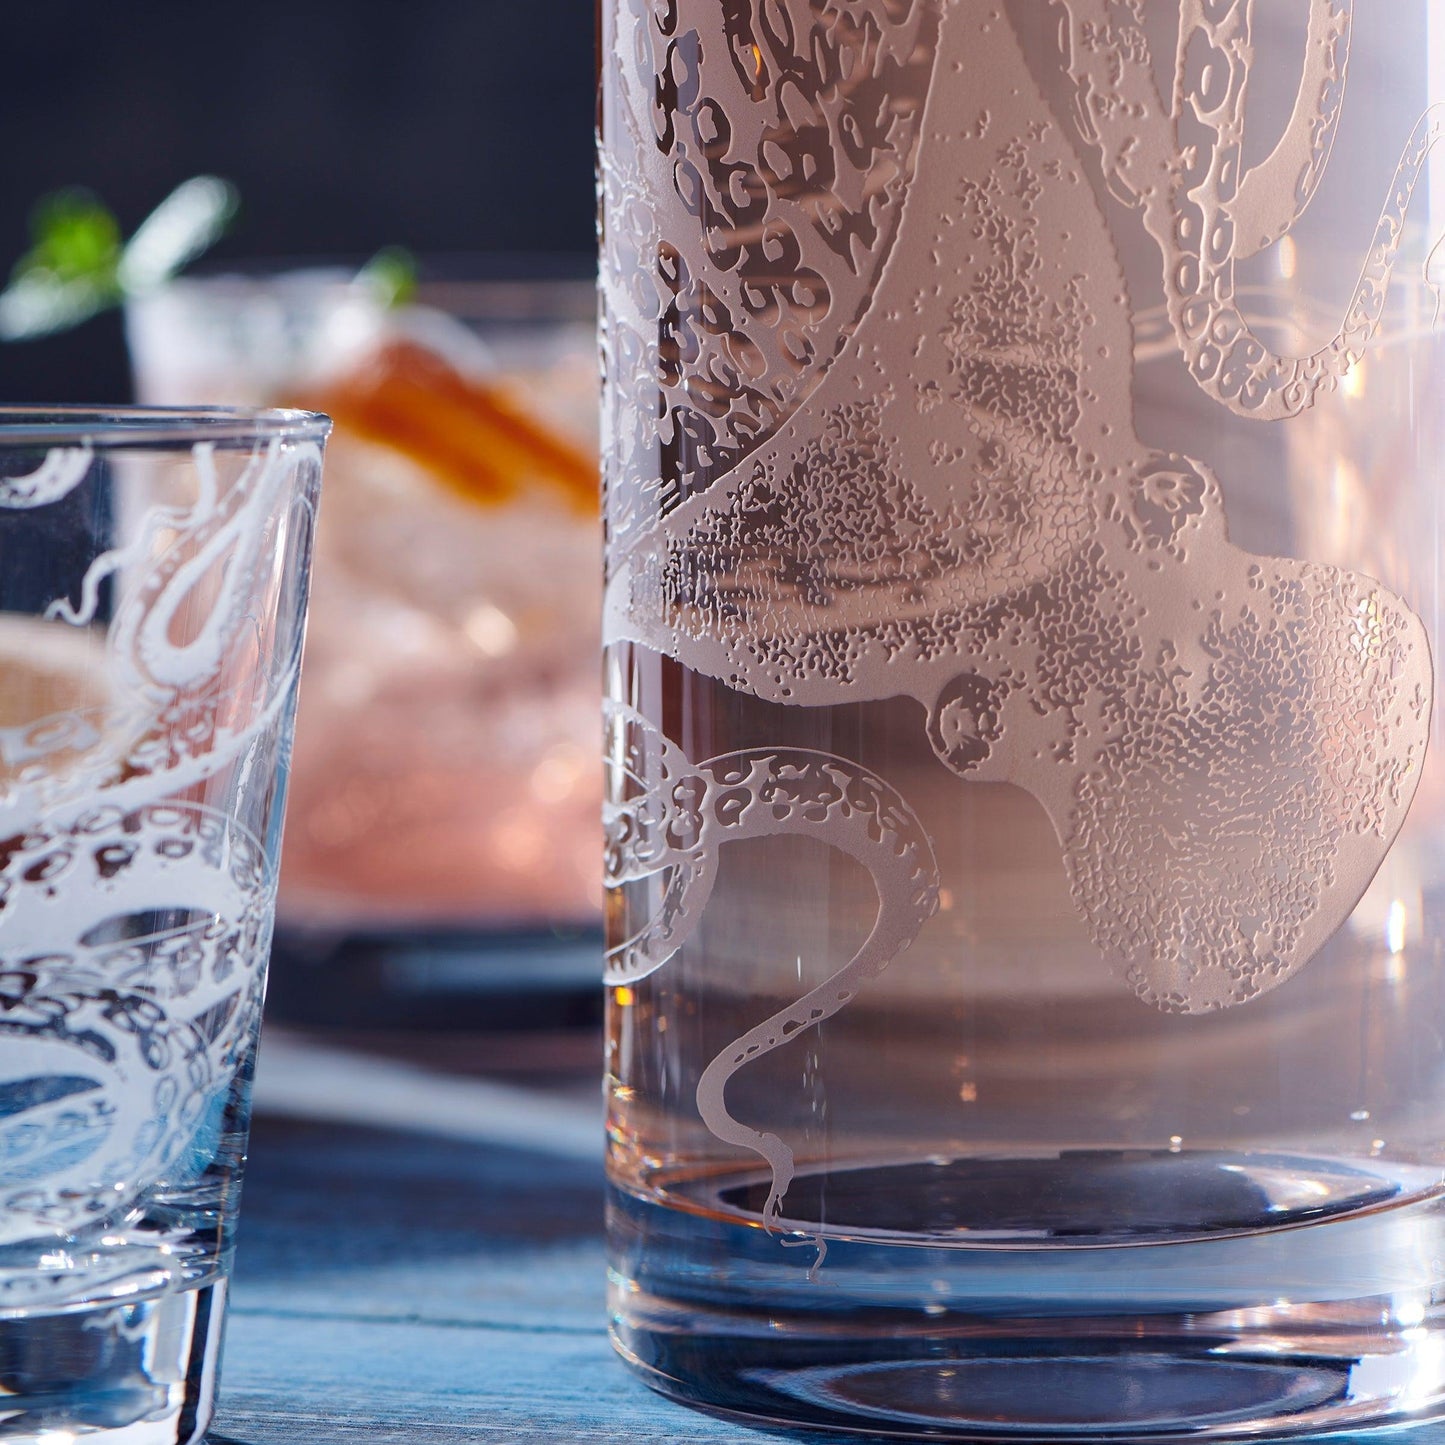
0;0;598;403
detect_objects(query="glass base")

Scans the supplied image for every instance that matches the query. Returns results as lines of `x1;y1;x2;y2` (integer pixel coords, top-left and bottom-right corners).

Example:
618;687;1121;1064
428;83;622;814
608;1154;1445;1440
0;1280;226;1444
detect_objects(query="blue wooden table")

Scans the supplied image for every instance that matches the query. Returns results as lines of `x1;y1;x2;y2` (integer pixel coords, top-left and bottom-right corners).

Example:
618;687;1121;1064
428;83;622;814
208;1027;824;1444
206;1029;1443;1445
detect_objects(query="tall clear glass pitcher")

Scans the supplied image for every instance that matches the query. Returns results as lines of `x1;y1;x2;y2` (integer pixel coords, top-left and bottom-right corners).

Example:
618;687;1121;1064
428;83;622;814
601;3;1445;1436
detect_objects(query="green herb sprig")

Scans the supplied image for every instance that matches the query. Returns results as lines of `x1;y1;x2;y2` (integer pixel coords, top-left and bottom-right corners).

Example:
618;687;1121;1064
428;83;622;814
0;176;239;341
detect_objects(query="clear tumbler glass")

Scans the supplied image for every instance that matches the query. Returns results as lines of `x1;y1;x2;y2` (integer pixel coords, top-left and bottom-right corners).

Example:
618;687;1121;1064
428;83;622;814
0;406;326;1441
127;271;603;1030
601;3;1445;1437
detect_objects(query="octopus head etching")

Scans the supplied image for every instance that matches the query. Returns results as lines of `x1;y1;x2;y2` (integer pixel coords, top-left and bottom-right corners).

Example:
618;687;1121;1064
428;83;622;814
601;1;1437;1216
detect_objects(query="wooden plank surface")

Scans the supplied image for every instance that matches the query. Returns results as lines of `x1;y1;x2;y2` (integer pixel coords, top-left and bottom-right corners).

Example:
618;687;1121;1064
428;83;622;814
207;1113;799;1444
206;1034;1445;1445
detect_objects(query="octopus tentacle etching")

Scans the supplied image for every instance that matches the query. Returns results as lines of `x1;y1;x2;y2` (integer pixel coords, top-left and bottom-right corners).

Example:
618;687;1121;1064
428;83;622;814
1049;0;1443;418
599;0;941;549
601;1;1436;1191
605;700;940;1219
0;438;316;1253
3;439;318;835
0;803;271;1244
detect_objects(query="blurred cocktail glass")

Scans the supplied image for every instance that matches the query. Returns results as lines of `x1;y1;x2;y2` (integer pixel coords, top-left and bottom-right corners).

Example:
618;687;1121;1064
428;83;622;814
126;269;600;1013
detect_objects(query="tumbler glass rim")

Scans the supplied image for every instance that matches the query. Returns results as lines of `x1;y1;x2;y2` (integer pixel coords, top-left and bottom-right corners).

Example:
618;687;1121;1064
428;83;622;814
0;403;332;448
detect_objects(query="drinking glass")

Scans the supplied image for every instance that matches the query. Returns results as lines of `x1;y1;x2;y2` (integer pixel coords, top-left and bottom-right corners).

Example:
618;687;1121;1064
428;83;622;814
601;3;1445;1437
127;270;602;1028
0;406;326;1442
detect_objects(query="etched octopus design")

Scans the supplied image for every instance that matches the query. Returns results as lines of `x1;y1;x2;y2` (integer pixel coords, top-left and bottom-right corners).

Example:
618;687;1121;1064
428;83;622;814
0;803;269;1244
601;0;1440;1215
605;698;939;1222
0;437;316;1249
599;0;942;550
1051;0;1444;419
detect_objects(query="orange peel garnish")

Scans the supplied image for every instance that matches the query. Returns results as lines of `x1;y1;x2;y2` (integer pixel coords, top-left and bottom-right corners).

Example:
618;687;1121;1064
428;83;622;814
310;339;597;514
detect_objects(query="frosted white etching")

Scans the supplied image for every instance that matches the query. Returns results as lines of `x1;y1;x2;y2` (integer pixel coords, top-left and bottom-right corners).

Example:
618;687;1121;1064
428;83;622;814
3;440;315;834
1053;0;1443;418
599;0;940;550
0;446;93;509
0;803;268;1242
0;437;317;1242
602;1;1437;1208
606;699;939;1223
